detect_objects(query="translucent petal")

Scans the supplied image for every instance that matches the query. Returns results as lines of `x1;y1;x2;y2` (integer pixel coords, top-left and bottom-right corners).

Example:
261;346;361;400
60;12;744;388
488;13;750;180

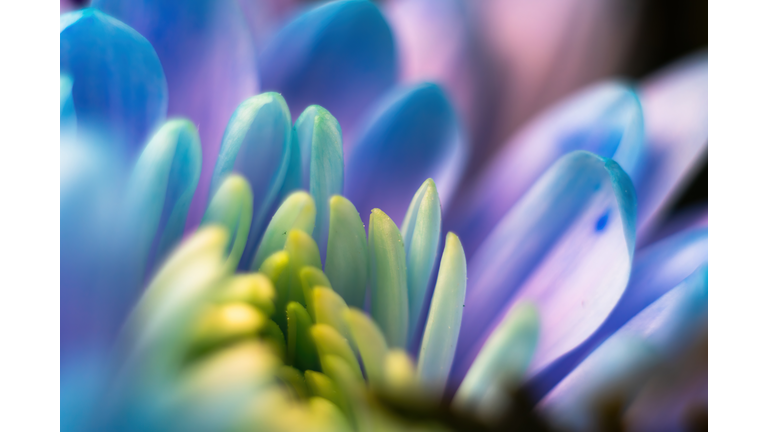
202;174;254;272
448;82;643;259
325;196;368;309
259;0;396;145
368;209;409;348
287;302;321;372
211;93;293;269
417;233;466;395
452;151;637;385
188;303;268;356
251;191;316;271
635;52;708;239
94;0;258;228
60;8;167;155
346;83;466;225
312;325;363;380
344;308;388;388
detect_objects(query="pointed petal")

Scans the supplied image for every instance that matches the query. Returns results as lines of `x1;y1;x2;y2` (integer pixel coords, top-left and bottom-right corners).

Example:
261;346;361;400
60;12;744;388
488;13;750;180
251;191;316;271
312;324;363;380
201;174;254;271
401;178;442;344
94;0;258;228
344;308;388;389
60;8;168;155
313;287;353;347
325;196;368;309
346;83;466;224
448;82;643;259
259;0;396;144
368;209;409;348
636;53;708;238
211;93;293;269
527;227;708;400
287;302;321;372
453;151;638;384
417;233;466;395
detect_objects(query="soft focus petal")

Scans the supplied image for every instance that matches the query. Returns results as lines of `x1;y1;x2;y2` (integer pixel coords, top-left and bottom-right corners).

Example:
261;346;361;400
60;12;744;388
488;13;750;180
346;83;466;224
344;309;388;388
60;74;77;137
211;93;293;269
448;82;643;259
325;196;368;309
287;302;321;372
61;8;168;156
201;174;254;271
635;52;708;239
252;191;316;271
259;0;397;145
643;204;708;246
526;227;708;401
452;151;637;385
94;0;258;228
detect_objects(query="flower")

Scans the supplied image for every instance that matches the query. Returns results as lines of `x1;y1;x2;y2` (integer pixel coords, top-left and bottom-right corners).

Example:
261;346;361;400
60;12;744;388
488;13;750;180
60;2;708;432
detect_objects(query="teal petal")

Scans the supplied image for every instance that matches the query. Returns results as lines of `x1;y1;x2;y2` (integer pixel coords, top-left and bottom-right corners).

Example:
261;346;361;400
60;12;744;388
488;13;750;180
325;196;368;309
251;191;316;271
368;209;409;348
416;233;466;395
400;178;442;345
60;74;76;137
201;174;254;272
211;92;293;270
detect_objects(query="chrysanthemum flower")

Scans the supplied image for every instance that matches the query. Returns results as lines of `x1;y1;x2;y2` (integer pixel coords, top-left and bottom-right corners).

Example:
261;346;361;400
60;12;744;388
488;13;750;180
60;1;707;431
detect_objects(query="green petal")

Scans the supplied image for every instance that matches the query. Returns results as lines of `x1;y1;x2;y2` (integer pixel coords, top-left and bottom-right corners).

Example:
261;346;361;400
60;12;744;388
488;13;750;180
299;266;332;321
276;365;309;399
188;302;267;359
453;302;540;414
215;274;276;318
262;319;287;362
384;349;417;393
368;209;409;348
202;174;253;271
284;229;323;308
417;232;466;395
287;301;321;372
325;196;368;309
305;370;343;409
311;324;362;380
313;287;353;347
251;191;316;271
258;251;291;334
318;355;366;425
400;178;441;345
343;308;388;388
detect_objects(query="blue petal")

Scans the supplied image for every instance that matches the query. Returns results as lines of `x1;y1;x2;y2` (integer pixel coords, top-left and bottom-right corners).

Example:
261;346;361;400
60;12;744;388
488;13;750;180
210;93;293;269
259;0;397;144
451;150;637;385
60;74;77;137
345;83;466;225
526;226;708;401
94;0;259;228
447;82;643;259
60;8;168;157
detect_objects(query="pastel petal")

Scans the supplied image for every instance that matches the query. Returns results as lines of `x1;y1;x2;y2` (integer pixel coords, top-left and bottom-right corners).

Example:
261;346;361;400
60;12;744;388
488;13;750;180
305;370;343;408
201;174;254;272
124;119;202;278
312;324;363;380
526;226;708;401
259;0;396;145
60;8;168;155
416;233;466;395
343;308;388;389
216;274;276;318
251;191;316;271
283;230;323;308
346;83;466;225
299;267;332;322
211;93;293;269
368;209;409;348
60;74;76;137
94;0;258;228
448;82;643;259
287;302;321;372
325;196;368;309
635;53;708;239
452;151;637;385
258;251;291;332
642;204;708;247
400;178;442;345
313;287;353;346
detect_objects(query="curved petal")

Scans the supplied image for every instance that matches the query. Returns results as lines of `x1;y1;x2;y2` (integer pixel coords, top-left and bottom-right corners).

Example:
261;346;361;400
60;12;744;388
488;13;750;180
635;52;708;239
526;227;708;401
448;82;643;259
259;0;396;146
94;0;258;228
451;151;637;386
251;191;316;271
211;93;293;269
60;8;168;156
201;174;254;271
325;196;368;309
346;83;466;225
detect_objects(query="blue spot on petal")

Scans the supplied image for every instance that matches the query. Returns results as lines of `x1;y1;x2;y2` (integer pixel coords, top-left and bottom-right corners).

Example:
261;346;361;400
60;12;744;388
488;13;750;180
595;210;610;232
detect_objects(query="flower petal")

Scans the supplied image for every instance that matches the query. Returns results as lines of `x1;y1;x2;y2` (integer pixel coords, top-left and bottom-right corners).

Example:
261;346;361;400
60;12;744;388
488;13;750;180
299;267;332;322
368;209;409;348
201;174;254;272
452;150;637;385
635;53;708;239
344;308;389;389
287;301;321;372
60;8;168;155
416;233;466;395
346;83;466;224
448;82;643;259
325;196;369;309
211;93;293;269
312;324;363;380
313;287;353;347
259;0;397;145
251;191;316;271
60;74;77;137
400;178;442;344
